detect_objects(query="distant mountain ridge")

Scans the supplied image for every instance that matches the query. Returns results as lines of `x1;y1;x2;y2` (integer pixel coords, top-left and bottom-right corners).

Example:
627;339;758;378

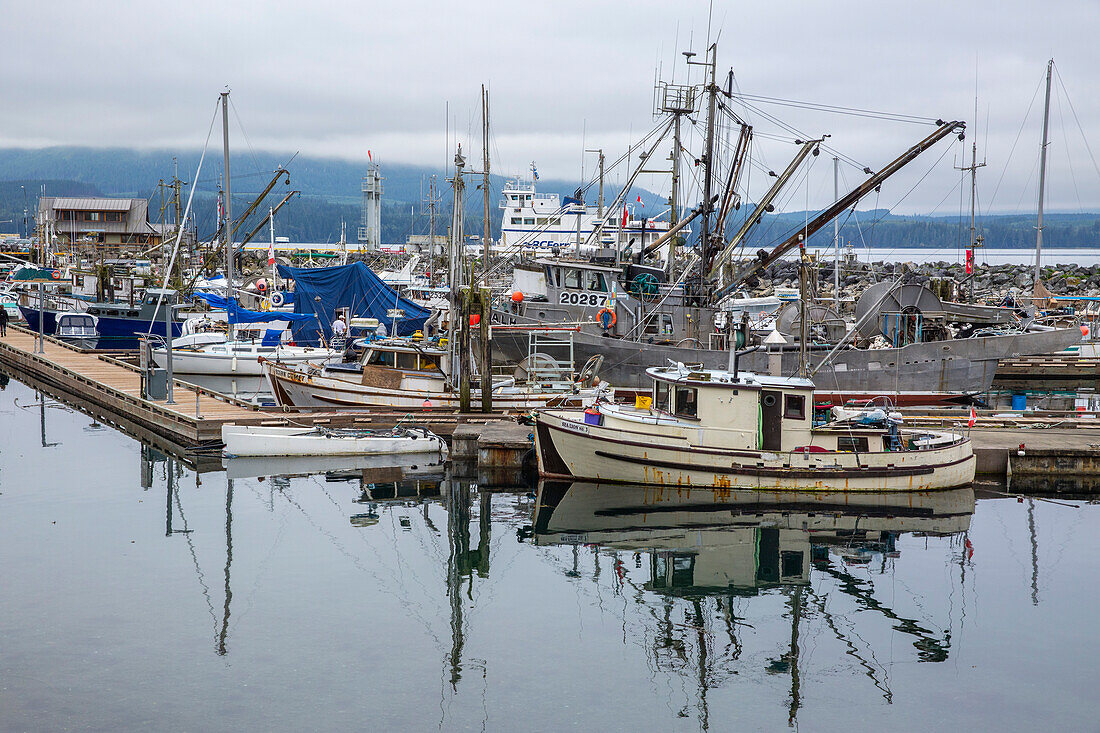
2;147;1099;248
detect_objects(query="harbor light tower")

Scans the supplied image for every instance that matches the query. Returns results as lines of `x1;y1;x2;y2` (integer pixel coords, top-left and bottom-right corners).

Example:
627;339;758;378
358;160;383;250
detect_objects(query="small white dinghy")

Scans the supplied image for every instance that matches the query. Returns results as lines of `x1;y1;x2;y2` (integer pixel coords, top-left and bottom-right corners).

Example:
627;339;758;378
222;424;448;458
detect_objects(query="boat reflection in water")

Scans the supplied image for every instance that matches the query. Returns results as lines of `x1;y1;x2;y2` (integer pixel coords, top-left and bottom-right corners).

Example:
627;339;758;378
532;481;975;726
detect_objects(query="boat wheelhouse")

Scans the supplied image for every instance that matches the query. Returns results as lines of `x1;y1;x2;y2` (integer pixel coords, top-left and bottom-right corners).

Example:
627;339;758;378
535;365;975;491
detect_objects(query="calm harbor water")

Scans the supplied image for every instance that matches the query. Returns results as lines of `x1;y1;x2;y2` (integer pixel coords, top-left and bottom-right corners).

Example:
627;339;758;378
2;376;1098;731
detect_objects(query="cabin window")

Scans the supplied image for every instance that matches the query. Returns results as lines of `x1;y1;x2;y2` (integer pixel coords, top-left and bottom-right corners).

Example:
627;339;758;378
673;386;698;418
396;352;418;370
784;394;806;420
586;271;607;292
510;217;521;225
369;350;396;367
510;195;519;201
419;356;439;371
563;269;581;289
837;436;869;453
536;218;548;225
781;551;804;578
523;218;535;225
641;313;674;338
550;217;561;226
653;380;670;412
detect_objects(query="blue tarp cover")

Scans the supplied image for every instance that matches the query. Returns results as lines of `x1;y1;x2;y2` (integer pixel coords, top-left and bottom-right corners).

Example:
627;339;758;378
276;262;432;344
190;292;317;324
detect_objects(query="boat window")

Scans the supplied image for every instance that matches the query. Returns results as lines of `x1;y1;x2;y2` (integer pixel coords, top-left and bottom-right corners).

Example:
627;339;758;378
563;269;581;290
368;350;396;367
523;218;535;226
396;352;418;370
211;347;226;354
536;217;548;225
550;217;561;226
784;394;806;420
511;217;522;225
673;386;698;418
653;380;670;412
586;271;607;292
419;356;439;371
643;313;674;338
780;551;804;578
837;436;869;453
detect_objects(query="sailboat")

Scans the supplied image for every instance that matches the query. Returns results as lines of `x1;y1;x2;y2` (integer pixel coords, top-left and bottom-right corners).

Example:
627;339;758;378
152;91;340;375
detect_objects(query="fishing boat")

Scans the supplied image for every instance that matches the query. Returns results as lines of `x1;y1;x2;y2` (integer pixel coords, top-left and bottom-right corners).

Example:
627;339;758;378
151;334;338;376
534;363;975;490
263;337;609;410
221;423;447;457
54;312;98;349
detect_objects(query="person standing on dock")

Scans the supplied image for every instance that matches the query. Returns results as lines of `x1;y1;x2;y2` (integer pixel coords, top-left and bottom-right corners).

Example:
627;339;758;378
0;306;8;337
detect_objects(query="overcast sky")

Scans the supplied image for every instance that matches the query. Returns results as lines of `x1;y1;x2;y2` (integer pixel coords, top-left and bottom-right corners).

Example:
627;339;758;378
2;0;1098;215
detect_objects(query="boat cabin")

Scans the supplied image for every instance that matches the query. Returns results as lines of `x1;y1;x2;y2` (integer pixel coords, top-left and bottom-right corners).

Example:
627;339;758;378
638;366;912;454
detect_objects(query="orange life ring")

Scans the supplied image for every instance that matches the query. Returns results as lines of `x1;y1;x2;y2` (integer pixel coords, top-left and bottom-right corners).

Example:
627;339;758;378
50;269;61;280
597;307;616;329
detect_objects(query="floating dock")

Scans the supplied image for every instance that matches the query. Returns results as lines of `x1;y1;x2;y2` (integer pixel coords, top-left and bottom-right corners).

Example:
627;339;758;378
5;325;1100;491
0;326;515;449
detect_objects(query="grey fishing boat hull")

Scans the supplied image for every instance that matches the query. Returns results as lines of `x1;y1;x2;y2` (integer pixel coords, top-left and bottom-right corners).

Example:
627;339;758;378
494;325;1082;393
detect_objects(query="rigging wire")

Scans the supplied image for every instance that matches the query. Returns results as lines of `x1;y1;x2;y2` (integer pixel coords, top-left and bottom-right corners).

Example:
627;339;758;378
730;93;939;125
987;72;1045;212
1054;64;1100;184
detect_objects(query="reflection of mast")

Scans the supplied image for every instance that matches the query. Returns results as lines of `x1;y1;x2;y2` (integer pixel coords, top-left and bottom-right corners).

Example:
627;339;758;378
446;481;471;689
690;598;710;732
217;478;234;656
786;587;802;728
1028;499;1039;606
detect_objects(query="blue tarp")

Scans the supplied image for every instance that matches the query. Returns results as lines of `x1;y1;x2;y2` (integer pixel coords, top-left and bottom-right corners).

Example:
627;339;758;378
276;262;432;344
190;292;317;324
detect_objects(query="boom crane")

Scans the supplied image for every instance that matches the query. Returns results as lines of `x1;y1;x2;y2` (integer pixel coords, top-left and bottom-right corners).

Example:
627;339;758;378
715;119;965;299
708;137;822;283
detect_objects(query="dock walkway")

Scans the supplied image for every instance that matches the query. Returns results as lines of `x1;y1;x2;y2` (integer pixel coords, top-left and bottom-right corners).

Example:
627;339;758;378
0;326;517;449
0;326;261;444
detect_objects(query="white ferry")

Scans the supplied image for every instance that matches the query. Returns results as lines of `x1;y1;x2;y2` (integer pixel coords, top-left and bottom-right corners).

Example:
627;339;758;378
498;164;676;256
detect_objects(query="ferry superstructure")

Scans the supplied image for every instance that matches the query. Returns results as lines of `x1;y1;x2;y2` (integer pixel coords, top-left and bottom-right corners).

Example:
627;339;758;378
498;168;675;256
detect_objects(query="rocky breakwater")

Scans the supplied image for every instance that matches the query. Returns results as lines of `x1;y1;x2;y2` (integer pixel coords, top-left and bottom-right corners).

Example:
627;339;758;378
749;259;1100;304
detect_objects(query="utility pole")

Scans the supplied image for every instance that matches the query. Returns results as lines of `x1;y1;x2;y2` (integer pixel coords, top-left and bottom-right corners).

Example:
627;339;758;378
1034;58;1054;292
955;95;986;303
221;90;235;342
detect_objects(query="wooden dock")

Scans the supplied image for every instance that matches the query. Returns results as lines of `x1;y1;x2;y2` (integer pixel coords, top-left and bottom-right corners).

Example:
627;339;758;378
0;326;518;449
995;355;1100;389
0;326;264;444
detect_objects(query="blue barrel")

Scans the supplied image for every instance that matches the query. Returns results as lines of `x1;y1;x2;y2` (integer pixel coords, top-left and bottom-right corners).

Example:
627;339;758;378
1011;393;1027;410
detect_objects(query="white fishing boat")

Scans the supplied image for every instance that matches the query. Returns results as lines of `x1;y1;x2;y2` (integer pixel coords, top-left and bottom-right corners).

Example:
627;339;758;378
221;423;447;457
152;336;339;376
263;337;610;410
535;364;975;491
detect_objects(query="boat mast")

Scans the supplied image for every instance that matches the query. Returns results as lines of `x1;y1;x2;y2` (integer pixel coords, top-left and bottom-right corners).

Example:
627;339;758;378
481;84;491;275
221;90;235;342
1033;59;1054;293
833;157;840;301
691;44;719;305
